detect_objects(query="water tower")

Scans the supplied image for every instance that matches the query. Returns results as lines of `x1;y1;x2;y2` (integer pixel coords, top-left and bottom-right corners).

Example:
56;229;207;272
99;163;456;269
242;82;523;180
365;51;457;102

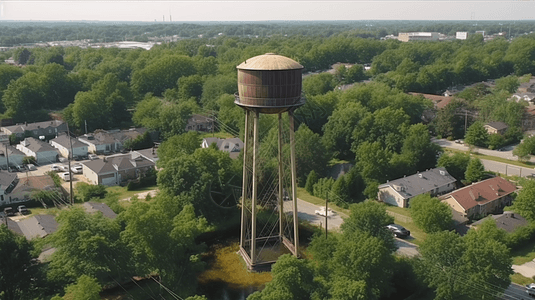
235;53;304;270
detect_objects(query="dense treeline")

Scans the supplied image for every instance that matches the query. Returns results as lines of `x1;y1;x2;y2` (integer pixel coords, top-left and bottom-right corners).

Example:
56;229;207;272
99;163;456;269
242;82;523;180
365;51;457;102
1;25;532;300
2;20;535;47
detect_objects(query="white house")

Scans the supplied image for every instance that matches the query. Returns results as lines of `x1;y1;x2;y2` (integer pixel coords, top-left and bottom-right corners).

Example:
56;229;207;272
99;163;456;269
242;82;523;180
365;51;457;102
78;131;119;154
16;137;59;165
377;168;457;208
49;134;88;159
201;137;243;159
81;153;155;186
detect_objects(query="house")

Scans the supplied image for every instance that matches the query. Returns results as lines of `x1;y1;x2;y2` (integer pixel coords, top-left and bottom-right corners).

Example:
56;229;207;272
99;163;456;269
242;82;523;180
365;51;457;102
16;137;59;165
377;167;457;208
484;121;508;135
82;202;117;219
78;131;119;154
0;171;19;204
1;120;67;139
409;93;453;110
49;134;88;159
0;174;58;205
201;137;243;159
440;177;517;219
0;145;25;169
107;128;154;151
15;214;58;239
471;211;528;233
186;114;214;132
81;152;155;186
133;147;159;164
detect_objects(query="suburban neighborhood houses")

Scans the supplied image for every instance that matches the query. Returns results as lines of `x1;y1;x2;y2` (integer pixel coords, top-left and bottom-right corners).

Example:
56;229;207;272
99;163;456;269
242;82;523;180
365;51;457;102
377;167;457;208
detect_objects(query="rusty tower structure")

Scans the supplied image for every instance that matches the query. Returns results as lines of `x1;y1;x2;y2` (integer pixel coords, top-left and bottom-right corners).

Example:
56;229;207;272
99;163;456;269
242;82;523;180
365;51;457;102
235;53;304;270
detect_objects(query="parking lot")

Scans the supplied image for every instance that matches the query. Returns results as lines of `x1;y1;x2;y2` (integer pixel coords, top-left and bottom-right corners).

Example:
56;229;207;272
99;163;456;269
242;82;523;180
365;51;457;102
12;159;94;191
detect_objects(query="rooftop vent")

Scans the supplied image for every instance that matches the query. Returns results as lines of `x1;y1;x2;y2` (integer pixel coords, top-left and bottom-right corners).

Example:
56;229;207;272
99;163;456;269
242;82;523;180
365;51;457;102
440;170;445;175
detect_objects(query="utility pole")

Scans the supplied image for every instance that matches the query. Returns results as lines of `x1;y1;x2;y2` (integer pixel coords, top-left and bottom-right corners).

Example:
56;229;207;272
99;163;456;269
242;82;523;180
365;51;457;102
464;109;468;134
325;194;328;238
5;144;9;172
84;120;88;134
66;123;74;205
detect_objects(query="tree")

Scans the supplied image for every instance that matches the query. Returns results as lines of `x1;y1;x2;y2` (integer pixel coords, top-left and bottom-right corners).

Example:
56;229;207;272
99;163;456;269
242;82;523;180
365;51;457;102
48;208;129;284
120;202;207;298
355;141;392;184
400;123;442;172
494;75;520;94
305;170;318;195
340;200;395;251
62;275;101;300
410;194;453;233
418;231;467;300
302;73;336;96
294;124;329;184
513;135;535;161
511;180;535;221
0;225;38;300
247;255;318;300
75;183;107;202
437;152;470;182
464;157;485;183
22;156;36;165
157;131;201;167
464;122;489;148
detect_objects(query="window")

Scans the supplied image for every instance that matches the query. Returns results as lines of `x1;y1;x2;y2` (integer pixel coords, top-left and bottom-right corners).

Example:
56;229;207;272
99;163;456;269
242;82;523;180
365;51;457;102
0;195;3;201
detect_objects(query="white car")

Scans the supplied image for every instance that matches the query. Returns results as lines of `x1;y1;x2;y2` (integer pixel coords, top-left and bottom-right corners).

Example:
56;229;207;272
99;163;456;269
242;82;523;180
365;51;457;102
50;164;60;172
60;172;71;181
315;206;335;217
71;165;83;174
59;165;69;171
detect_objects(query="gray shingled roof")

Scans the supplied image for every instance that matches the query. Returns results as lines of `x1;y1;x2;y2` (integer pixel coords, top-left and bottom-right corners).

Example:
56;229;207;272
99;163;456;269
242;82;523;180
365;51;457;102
83;202;117;219
0;171;18;190
17;215;58;239
3;120;64;134
50;134;87;149
485;121;508;131
472;212;527;233
21;137;58;153
82;153;155;174
0;145;24;157
378;167;457;200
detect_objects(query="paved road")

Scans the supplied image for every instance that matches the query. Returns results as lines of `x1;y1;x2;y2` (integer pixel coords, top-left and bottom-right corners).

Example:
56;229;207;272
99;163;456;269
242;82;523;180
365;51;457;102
295;198;344;231
481;159;535;178
503;283;528;300
433;138;523;161
296;198;419;257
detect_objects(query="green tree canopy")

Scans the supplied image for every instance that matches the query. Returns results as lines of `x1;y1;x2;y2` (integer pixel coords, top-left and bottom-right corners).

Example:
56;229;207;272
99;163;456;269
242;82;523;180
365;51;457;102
410;194;453;233
464;157;485;183
464;121;489;148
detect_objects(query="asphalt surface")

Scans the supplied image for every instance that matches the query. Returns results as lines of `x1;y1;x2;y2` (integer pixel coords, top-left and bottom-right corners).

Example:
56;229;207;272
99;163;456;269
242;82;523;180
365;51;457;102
295;198;419;257
481;159;535;178
503;283;529;300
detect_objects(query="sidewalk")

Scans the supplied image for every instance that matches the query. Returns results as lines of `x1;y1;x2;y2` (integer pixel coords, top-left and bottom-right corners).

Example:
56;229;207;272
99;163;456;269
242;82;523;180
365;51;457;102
513;260;535;278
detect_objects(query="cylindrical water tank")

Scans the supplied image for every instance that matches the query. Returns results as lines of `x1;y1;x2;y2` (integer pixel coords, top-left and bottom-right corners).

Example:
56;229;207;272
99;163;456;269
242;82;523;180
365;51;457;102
236;53;304;114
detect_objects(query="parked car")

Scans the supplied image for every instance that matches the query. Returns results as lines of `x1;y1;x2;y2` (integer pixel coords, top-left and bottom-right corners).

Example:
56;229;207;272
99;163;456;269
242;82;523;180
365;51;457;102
88;154;98;160
71;165;83;174
386;224;411;238
59;165;69;171
315;206;335;217
527;283;535;297
16;165;25;172
26;164;36;171
17;205;29;215
4;207;14;216
60;172;71;181
50;164;61;172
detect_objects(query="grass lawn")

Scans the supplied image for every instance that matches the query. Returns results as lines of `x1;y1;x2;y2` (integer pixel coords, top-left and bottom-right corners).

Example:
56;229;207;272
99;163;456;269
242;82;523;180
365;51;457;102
106;185;158;200
296;187;350;216
395;220;426;246
384;205;412;218
511;273;533;286
511;239;535;265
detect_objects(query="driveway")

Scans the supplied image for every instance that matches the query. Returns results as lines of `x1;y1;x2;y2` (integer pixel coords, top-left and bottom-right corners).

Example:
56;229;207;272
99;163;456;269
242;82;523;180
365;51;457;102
513;261;535;278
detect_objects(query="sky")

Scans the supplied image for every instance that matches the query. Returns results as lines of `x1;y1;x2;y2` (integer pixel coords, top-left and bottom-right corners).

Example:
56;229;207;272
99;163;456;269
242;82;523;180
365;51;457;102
0;0;534;22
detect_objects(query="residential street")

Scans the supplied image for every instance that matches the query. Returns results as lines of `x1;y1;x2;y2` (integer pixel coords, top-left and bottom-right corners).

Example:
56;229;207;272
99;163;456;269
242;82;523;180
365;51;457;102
433;138;522;161
481;159;535;178
296;198;419;257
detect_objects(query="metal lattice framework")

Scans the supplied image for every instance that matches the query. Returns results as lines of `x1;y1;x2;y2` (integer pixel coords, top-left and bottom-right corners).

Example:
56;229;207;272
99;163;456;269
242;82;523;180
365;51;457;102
238;108;300;271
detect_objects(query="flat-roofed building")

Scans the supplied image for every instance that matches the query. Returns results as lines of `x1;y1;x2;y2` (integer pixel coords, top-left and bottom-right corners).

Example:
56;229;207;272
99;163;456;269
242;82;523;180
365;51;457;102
398;32;440;42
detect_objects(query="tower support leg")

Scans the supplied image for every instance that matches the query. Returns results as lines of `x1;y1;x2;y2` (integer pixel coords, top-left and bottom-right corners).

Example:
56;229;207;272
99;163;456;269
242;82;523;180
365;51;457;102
289;110;299;257
240;110;250;250
251;110;259;264
278;113;284;240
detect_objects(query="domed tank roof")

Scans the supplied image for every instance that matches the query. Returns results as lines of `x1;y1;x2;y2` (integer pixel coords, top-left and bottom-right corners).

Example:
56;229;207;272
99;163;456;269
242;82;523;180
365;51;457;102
237;53;303;71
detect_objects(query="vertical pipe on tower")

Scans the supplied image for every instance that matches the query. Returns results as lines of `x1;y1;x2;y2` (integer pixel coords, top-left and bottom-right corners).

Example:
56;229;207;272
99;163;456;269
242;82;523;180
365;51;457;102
289;110;299;257
251;110;259;264
278;113;284;240
240;110;250;250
